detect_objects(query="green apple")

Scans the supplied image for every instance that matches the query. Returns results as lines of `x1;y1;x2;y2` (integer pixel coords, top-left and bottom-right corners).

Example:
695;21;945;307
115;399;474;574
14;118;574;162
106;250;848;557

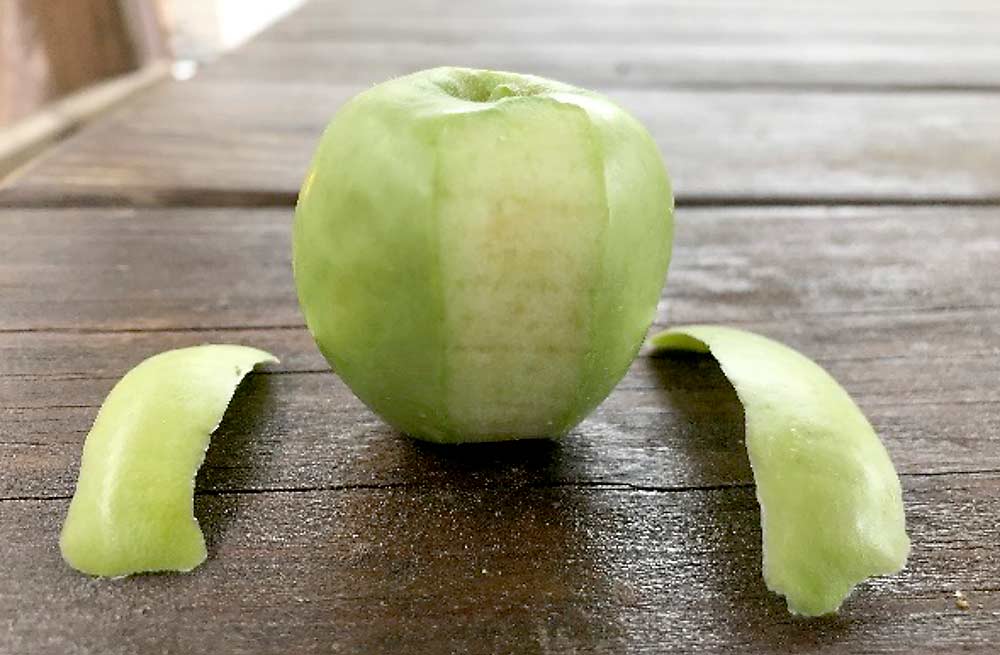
294;67;673;443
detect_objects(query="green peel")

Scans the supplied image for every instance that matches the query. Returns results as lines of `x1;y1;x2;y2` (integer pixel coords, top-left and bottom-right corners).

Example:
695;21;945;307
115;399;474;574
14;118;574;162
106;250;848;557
650;325;909;615
60;345;278;577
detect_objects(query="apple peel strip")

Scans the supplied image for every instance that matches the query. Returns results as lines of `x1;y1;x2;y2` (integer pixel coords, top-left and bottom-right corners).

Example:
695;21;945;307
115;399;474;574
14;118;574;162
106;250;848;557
60;345;278;577
650;325;909;616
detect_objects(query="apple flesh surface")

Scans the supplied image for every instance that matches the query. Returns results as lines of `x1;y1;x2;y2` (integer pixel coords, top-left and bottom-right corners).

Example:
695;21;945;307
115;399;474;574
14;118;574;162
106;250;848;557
294;67;673;443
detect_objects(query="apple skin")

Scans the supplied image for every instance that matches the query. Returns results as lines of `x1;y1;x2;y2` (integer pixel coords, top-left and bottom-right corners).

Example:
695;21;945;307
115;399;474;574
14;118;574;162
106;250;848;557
294;67;673;443
60;345;277;576
650;326;909;615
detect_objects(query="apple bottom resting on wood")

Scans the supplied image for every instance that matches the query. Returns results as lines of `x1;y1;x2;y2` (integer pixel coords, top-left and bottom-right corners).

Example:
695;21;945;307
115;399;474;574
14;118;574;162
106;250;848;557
294;67;674;443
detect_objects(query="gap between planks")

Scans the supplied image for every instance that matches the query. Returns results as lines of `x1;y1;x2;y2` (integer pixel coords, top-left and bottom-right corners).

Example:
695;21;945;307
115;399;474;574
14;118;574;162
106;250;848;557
3;470;999;504
6;189;1000;210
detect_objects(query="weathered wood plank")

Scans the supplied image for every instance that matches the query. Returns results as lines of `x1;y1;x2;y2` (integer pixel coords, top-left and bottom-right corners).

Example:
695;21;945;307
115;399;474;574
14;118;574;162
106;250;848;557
3;335;998;501
5;0;1000;204
2;206;998;499
3;206;998;332
260;0;1000;48
233;0;1000;89
207;39;1000;91
5;80;1000;205
0;64;170;180
0;207;299;331
2;473;997;654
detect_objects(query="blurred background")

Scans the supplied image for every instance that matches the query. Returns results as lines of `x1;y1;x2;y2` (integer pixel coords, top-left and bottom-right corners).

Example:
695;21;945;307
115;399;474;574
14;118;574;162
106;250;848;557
0;0;301;172
2;0;999;193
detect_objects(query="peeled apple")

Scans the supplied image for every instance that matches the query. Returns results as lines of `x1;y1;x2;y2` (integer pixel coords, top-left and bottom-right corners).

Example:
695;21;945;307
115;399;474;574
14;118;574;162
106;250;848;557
294;67;674;443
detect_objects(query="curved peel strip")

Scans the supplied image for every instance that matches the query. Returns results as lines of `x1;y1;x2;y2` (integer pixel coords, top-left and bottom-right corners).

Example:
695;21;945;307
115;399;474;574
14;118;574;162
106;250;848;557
60;345;278;577
650;325;909;615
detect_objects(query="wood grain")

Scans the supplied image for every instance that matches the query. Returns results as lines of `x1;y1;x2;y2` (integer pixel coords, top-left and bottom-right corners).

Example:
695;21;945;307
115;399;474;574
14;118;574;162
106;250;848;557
4;205;996;506
260;0;1000;49
235;0;1000;90
0;63;169;179
4;331;999;500
5;79;1000;206
3;206;998;332
0;207;298;331
206;38;1000;91
2;474;997;654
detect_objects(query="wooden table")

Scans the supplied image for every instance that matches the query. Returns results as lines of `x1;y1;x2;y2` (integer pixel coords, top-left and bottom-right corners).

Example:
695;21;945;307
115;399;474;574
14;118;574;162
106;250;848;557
2;1;998;652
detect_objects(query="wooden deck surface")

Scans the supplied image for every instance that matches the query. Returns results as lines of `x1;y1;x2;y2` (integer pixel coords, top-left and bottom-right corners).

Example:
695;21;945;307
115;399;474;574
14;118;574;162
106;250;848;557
1;1;999;653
